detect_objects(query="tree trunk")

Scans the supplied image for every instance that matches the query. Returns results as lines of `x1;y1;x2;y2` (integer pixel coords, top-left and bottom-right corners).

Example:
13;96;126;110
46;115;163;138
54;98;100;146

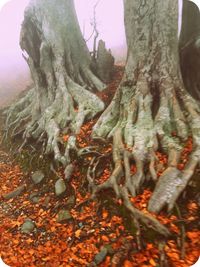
92;0;200;213
5;0;105;166
95;40;115;83
179;0;200;100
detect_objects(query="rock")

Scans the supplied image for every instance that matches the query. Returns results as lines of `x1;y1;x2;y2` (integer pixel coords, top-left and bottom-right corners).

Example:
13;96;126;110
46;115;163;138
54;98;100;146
55;179;66;196
78;222;83;228
3;185;26;200
56;209;72;223
29;192;40;203
21;219;36;234
30;192;39;199
32;197;40;203
43;196;51;208
64;164;74;181
94;247;108;265
66;195;76;209
31;171;45;184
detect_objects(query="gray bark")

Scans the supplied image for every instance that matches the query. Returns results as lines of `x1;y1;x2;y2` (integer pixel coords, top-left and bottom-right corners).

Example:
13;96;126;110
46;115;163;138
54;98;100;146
5;0;105;166
92;0;200;213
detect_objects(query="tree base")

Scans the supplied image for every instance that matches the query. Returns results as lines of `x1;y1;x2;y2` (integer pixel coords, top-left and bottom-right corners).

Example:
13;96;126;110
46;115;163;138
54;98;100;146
92;72;200;214
4;77;104;169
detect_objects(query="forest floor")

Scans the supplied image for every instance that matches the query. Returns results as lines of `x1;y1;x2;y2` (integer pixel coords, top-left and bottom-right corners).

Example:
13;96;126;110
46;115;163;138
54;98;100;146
0;66;200;267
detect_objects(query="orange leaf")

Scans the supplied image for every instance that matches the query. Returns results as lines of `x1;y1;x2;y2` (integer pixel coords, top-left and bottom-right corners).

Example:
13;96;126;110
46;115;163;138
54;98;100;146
149;258;156;266
50;226;56;232
29;249;35;255
102;210;108;219
124;260;133;267
187;231;199;239
13;239;19;245
42;256;51;261
101;235;109;242
63;135;69;142
26;238;33;244
75;229;82;238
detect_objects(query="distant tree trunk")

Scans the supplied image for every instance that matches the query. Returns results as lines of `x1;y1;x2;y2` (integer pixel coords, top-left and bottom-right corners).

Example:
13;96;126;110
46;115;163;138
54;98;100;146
92;0;200;213
5;0;105;166
179;0;200;100
95;40;114;83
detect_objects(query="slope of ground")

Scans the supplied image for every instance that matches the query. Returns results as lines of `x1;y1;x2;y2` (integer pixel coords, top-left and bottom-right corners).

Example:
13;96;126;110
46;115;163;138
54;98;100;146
0;67;199;267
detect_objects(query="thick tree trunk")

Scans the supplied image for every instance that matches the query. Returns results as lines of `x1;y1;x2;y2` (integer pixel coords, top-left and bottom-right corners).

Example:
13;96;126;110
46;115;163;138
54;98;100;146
4;0;105;166
92;0;200;213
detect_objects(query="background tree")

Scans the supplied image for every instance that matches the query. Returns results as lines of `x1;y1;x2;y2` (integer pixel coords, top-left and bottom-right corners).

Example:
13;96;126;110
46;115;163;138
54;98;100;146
179;0;200;100
92;0;200;214
84;0;115;83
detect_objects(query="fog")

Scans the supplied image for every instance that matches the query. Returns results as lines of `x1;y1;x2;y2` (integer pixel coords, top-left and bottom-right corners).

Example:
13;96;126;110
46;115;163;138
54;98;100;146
0;0;199;107
0;0;30;106
0;0;127;106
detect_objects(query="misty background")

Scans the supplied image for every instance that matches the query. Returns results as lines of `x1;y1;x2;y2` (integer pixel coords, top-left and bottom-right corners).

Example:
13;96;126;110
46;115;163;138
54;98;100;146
0;0;127;107
0;0;199;107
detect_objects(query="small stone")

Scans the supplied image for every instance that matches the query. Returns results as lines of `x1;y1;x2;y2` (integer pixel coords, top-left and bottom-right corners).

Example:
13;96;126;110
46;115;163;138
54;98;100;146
56;209;72;223
29;192;40;203
21;219;36;234
32;196;40;203
43;196;51;208
78;222;83;228
66;195;76;208
31;171;45;184
55;179;66;196
64;164;74;181
30;192;39;199
94;247;108;265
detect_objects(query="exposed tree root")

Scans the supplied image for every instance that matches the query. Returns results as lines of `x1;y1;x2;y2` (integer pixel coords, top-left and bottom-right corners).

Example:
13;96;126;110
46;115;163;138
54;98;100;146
4;74;104;168
92;74;200;214
111;238;133;266
3;184;26;200
132;217;142;251
90;130;170;237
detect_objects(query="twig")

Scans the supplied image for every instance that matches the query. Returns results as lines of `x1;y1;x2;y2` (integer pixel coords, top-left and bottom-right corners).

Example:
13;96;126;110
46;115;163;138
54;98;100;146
87;157;97;190
175;203;186;259
133;216;142;250
158;240;167;267
50;163;63;179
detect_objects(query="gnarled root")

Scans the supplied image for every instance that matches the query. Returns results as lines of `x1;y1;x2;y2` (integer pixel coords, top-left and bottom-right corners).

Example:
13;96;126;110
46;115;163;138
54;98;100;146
5;73;104;173
91;130;170;236
92;74;200;214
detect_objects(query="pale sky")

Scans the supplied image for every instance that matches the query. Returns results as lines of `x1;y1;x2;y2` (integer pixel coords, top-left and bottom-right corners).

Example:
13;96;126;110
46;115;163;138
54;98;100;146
0;0;9;9
0;0;200;97
192;0;200;7
74;0;125;49
0;0;126;73
0;0;199;64
0;0;126;52
0;0;200;106
0;0;200;11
